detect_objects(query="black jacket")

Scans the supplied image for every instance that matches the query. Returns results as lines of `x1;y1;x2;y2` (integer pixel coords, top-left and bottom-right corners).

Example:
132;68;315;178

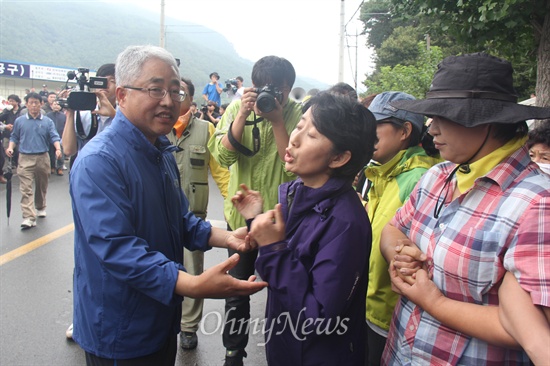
0;107;23;139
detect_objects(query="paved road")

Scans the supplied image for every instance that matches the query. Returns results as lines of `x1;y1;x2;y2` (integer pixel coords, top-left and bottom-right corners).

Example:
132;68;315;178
0;169;267;366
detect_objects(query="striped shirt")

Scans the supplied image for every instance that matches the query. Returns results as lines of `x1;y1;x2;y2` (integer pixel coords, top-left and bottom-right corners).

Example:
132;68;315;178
383;145;550;366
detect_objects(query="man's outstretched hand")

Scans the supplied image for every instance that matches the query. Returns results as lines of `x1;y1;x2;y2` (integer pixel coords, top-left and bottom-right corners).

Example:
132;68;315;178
175;253;268;298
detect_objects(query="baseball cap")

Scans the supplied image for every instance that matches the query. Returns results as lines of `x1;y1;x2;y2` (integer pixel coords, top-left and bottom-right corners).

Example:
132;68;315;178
368;91;425;133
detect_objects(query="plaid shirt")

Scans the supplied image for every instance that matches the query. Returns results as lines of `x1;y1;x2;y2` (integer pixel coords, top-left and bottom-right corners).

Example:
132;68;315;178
382;145;550;366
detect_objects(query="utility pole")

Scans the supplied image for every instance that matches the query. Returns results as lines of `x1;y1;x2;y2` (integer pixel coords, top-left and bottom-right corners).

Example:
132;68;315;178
338;0;345;82
160;0;165;48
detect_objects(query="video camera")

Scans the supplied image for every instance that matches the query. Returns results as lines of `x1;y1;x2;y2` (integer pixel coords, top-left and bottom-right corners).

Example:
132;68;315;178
223;78;239;93
56;68;108;110
255;85;283;113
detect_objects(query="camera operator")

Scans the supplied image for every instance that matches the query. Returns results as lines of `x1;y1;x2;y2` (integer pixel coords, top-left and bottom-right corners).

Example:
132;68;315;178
202;71;223;106
61;63;116;161
200;101;221;126
208;55;303;366
231;76;245;101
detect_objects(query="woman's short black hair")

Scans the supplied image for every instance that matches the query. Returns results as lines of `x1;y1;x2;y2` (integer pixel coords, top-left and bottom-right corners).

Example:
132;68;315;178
303;92;377;180
527;122;550;149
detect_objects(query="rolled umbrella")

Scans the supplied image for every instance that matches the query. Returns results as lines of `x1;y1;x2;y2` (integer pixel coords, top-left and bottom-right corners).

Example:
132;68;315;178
3;157;12;225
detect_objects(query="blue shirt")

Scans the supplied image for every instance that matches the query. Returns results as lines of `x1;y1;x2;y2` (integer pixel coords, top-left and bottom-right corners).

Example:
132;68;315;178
70;110;212;359
202;82;222;105
10;113;60;153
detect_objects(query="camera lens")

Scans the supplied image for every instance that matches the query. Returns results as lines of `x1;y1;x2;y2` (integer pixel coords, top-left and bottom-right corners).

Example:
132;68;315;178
256;93;276;113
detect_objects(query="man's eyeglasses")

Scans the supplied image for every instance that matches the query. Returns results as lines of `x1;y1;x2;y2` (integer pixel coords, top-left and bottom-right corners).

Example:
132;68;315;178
123;86;186;102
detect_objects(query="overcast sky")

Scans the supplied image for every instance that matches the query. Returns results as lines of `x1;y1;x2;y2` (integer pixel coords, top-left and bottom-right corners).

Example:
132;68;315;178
107;0;374;93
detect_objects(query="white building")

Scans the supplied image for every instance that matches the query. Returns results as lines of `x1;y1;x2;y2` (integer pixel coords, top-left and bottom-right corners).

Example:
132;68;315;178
0;59;98;102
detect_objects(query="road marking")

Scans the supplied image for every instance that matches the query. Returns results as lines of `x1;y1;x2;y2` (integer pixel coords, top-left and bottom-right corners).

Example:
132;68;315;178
0;219;226;266
0;223;74;266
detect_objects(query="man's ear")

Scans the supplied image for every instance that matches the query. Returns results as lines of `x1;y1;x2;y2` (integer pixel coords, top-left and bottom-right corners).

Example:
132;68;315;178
115;87;127;107
329;150;351;169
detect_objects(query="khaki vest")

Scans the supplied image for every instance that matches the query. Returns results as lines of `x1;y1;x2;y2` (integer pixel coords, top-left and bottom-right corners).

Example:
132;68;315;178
167;117;210;219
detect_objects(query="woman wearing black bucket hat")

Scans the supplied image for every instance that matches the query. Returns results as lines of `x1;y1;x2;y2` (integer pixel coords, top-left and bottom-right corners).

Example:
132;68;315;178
379;52;550;365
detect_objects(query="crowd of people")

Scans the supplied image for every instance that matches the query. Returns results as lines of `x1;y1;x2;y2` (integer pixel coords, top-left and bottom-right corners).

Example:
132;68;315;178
1;47;549;366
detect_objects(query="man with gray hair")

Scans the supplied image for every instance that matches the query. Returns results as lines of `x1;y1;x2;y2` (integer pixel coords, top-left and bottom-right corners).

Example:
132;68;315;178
69;45;266;365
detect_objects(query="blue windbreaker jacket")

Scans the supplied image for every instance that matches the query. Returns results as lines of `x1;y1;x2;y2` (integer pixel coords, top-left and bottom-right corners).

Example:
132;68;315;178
70;110;212;359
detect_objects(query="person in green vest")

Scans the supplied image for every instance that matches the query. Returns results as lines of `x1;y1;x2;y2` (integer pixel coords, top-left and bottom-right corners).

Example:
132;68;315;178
166;77;230;351
363;91;441;366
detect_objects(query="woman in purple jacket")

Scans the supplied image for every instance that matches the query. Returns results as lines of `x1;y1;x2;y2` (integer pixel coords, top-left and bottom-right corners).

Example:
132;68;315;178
233;92;377;365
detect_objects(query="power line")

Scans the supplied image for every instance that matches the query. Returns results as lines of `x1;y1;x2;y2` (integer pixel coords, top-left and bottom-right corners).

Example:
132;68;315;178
346;0;365;27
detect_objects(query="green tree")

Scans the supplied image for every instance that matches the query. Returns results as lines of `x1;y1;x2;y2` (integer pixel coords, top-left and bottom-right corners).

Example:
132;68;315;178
390;0;550;106
360;0;399;50
359;0;465;97
376;26;424;68
364;44;443;98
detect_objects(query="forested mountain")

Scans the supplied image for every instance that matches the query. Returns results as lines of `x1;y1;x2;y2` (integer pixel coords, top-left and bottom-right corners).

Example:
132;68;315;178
0;0;324;99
